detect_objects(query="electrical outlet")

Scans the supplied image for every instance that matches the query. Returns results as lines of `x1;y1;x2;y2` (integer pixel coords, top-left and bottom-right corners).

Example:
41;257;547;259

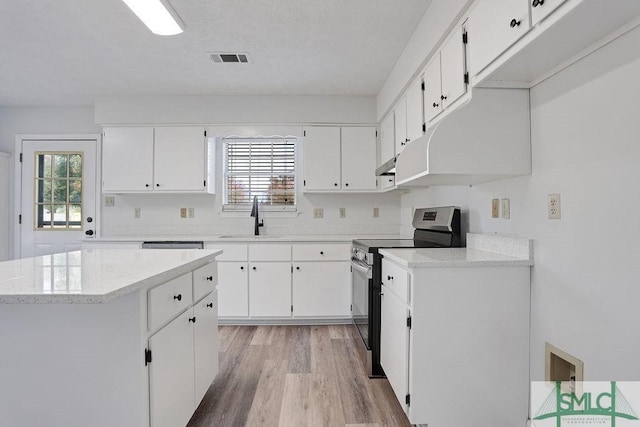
104;196;115;207
373;207;379;218
313;208;323;219
339;208;346;218
180;208;187;218
187;208;194;218
491;199;499;218
134;208;140;219
548;193;561;219
501;198;510;219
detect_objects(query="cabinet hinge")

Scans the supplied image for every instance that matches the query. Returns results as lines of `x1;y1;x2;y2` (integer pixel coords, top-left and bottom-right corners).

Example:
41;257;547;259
421;81;425;91
406;316;412;329
422;123;426;133
291;305;294;313
464;72;470;85
350;304;353;312
375;130;378;138
204;180;206;187
291;265;293;273
18;214;22;225
303;180;306;186
462;31;468;44
406;394;411;406
19;153;23;163
303;130;306;137
204;130;207;137
144;348;152;366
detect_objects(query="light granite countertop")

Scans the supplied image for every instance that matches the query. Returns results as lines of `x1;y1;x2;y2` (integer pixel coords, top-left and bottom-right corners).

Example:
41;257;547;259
379;233;534;268
84;234;406;243
0;249;221;304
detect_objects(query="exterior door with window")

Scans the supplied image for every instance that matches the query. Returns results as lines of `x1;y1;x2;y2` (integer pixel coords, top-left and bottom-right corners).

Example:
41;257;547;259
20;139;97;257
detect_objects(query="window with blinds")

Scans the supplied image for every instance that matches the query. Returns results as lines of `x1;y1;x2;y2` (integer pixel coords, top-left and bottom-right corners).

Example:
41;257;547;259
223;138;297;210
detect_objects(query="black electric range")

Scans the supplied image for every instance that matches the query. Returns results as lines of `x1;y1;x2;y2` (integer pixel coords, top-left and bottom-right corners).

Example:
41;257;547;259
351;206;462;377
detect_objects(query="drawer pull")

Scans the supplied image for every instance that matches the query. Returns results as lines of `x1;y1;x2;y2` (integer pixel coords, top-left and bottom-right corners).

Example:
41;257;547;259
206;303;213;308
188;317;196;323
252;266;257;270
173;294;182;301
206;276;213;281
387;275;393;281
240;266;245;270
320;251;324;255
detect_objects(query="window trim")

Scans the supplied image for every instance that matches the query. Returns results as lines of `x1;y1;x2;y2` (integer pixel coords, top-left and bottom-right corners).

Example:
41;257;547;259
221;137;298;212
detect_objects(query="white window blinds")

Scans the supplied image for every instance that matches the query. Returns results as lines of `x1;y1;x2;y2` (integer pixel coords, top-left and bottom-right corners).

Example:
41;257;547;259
223;138;296;210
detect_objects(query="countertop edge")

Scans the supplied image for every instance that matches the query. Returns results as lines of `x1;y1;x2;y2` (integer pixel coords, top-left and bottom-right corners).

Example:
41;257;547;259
379;248;534;268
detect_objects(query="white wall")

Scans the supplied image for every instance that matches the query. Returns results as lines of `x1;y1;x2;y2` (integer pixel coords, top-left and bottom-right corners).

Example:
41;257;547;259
95;95;377;125
400;26;640;381
376;0;472;121
0;107;100;259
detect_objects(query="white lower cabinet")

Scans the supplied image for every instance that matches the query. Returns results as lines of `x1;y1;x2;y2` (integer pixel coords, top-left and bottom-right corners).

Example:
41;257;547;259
194;290;219;404
380;258;531;427
149;310;196;427
379;285;410;411
292;261;351;317
249;262;292;317
148;268;219;427
217;262;249;317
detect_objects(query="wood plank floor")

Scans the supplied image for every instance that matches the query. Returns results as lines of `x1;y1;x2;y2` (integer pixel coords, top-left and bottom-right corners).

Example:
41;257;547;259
188;325;411;427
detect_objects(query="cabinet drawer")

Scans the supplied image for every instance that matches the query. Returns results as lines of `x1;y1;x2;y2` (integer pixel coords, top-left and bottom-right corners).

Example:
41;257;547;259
148;273;193;331
249;244;291;261
206;244;247;261
381;258;410;304
193;262;217;302
292;243;350;261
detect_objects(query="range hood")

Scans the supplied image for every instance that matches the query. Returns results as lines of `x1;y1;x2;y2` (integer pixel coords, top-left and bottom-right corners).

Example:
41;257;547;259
395;88;531;187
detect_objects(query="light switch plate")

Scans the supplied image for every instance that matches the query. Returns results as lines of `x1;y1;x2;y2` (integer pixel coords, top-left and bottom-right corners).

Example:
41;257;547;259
313;208;323;219
501;198;510;219
491;199;499;218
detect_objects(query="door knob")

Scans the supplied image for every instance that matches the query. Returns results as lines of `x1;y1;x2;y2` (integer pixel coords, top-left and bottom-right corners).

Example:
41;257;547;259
85;230;94;236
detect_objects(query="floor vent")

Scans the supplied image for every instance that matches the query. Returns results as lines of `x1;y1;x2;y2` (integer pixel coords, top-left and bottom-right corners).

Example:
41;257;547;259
209;53;250;63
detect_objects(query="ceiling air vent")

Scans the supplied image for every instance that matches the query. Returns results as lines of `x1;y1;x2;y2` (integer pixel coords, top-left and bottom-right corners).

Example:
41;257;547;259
209;53;250;63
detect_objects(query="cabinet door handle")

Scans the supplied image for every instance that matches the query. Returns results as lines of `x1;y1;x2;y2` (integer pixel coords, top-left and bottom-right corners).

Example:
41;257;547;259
433;102;439;108
240;266;245;270
387;275;393;281
441;95;447;101
188;317;196;323
252;266;257;270
296;266;300;271
145;184;150;188
156;183;160;187
345;183;349;187
510;18;521;28
334;183;338;187
173;294;182;301
206;303;213;308
206;276;213;281
532;0;544;7
320;251;324;255
401;142;405;146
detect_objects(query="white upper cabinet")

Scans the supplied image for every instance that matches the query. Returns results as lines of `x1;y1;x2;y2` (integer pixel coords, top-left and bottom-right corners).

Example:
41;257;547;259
153;127;207;191
393;97;408;155
302;126;341;191
423;25;469;124
102;126;208;193
102;127;154;192
379;112;395;166
303;126;377;192
405;78;424;143
530;0;566;26
341;127;377;191
423;56;443;123
467;0;530;77
440;26;468;110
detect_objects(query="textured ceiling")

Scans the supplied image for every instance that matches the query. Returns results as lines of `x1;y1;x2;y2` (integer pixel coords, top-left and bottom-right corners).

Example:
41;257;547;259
0;0;432;107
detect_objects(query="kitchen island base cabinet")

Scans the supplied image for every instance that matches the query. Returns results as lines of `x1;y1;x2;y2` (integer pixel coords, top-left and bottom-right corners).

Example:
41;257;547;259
380;261;530;427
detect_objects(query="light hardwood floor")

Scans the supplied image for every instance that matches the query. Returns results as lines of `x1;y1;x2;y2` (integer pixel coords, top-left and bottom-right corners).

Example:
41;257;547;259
188;325;411;427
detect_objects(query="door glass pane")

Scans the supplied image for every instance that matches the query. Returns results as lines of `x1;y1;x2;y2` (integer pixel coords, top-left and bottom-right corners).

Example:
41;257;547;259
34;152;83;230
54;154;68;178
69;154;82;177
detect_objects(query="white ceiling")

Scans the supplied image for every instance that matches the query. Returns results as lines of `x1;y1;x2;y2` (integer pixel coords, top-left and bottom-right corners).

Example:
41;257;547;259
0;0;432;107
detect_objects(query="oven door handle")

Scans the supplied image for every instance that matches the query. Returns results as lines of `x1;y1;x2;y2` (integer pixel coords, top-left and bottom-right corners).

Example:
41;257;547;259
351;259;372;279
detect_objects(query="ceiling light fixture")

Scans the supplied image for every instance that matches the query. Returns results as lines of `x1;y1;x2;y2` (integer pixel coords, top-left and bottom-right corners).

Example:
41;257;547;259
121;0;184;36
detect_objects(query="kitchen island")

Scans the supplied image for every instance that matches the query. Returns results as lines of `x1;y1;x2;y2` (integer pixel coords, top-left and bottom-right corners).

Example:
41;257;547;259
0;248;221;427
